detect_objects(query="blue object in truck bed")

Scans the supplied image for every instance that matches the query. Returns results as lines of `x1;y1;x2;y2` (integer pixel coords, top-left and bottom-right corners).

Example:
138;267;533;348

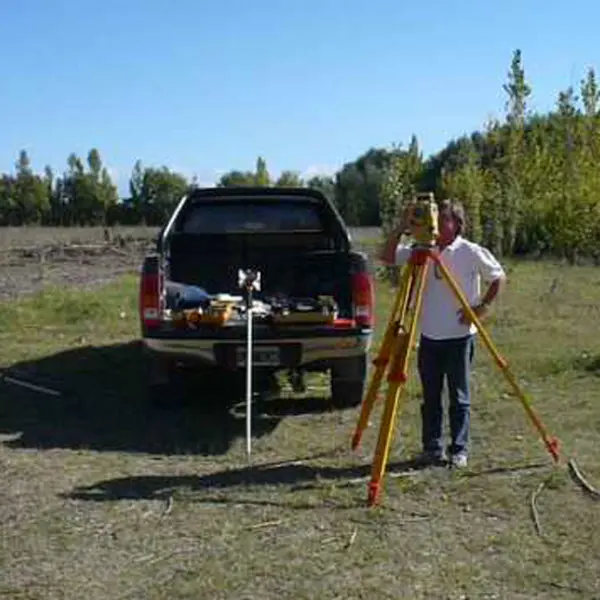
165;282;213;310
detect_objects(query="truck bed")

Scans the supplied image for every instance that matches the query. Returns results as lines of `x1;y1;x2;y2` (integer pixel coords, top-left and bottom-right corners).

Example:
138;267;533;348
165;231;357;318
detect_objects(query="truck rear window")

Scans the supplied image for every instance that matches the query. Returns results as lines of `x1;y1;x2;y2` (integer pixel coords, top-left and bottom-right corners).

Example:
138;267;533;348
179;200;324;234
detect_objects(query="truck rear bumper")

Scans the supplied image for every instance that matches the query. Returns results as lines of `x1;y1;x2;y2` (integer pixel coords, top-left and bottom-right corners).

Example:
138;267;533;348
142;330;372;369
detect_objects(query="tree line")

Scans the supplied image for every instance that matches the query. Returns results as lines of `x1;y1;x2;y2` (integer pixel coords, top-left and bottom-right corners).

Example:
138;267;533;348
1;49;599;260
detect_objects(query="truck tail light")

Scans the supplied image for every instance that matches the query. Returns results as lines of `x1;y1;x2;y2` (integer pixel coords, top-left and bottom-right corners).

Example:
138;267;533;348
352;271;375;328
139;263;163;329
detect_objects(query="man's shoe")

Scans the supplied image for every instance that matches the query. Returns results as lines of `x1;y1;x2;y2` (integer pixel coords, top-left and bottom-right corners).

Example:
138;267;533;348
450;452;468;469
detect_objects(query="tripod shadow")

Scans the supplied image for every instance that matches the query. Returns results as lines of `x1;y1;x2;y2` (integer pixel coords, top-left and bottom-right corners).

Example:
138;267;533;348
64;454;430;507
0;340;336;456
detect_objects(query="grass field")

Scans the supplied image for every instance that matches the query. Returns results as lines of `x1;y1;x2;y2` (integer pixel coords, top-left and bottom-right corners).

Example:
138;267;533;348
1;257;600;599
0;226;161;248
0;225;382;248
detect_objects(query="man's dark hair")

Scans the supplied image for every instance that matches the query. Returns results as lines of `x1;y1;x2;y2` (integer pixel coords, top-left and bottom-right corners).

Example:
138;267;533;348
439;198;467;235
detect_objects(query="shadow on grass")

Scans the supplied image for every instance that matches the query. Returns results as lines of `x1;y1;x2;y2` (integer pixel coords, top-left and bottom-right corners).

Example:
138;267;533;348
62;453;551;507
64;454;431;506
0;340;335;456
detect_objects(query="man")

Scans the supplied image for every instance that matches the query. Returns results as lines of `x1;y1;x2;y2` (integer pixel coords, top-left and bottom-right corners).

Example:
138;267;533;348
380;199;506;468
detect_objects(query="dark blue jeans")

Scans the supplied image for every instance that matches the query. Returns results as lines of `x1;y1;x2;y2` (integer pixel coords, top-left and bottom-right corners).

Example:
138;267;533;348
417;334;475;457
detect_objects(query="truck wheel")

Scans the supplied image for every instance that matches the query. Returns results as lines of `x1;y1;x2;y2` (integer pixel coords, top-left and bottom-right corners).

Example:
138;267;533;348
330;355;367;409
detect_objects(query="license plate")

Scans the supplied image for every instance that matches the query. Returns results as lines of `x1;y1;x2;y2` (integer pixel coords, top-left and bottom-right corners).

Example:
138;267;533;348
235;345;281;366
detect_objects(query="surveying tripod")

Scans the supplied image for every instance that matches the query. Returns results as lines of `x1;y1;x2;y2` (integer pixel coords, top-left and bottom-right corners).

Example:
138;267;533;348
351;193;561;507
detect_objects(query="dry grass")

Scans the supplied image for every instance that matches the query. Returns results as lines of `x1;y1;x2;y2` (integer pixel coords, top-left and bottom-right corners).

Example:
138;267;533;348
0;228;154;302
0;226;380;250
0;226;160;249
1;259;600;599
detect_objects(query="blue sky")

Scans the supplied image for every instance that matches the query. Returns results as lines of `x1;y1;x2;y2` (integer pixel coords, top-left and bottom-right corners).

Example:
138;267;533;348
1;0;599;195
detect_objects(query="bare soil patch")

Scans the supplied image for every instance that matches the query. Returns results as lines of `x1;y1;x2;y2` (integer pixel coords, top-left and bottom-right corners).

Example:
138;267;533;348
0;227;158;300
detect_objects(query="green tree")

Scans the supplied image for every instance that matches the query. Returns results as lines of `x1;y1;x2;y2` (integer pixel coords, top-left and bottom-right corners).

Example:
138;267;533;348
479;118;504;254
275;170;303;187
306;175;335;203
500;48;531;255
0;175;16;225
254;156;270;185
86;149;119;225
379;152;406;237
139;166;189;225
441;139;484;243
581;67;600;119
336;147;407;226
13;150;49;224
217;170;256;187
378;138;422;236
54;149;118;225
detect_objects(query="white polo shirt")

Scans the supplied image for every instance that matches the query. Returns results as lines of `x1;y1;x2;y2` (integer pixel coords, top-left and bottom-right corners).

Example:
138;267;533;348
395;236;505;341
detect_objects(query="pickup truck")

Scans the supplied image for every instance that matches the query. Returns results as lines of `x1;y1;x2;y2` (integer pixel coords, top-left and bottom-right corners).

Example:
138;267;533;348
138;186;375;408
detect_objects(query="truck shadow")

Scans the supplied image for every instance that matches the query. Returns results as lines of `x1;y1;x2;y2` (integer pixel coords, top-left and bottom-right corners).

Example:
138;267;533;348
0;341;335;456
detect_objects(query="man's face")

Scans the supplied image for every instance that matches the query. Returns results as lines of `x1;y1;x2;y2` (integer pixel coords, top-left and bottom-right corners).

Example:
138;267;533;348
438;209;458;244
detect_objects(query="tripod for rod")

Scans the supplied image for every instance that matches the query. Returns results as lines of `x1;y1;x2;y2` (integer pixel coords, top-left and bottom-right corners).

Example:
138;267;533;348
351;240;561;508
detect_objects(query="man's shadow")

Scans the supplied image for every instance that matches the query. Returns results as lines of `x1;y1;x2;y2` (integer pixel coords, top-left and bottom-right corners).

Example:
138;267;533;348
0;340;335;456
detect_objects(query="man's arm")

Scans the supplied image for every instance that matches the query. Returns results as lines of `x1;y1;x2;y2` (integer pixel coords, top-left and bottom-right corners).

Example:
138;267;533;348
379;225;407;265
458;245;506;324
478;275;504;308
379;207;411;265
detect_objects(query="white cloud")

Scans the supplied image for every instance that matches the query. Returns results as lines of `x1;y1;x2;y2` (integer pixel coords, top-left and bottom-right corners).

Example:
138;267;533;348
188;165;342;186
104;166;129;197
300;164;339;180
105;166;120;185
162;166;219;188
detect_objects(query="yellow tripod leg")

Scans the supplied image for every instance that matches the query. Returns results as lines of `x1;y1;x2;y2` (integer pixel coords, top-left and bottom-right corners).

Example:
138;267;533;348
432;252;561;463
352;262;416;450
367;256;431;507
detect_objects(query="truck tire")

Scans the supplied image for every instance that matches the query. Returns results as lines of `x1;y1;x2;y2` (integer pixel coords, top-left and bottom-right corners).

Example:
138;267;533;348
330;355;367;409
